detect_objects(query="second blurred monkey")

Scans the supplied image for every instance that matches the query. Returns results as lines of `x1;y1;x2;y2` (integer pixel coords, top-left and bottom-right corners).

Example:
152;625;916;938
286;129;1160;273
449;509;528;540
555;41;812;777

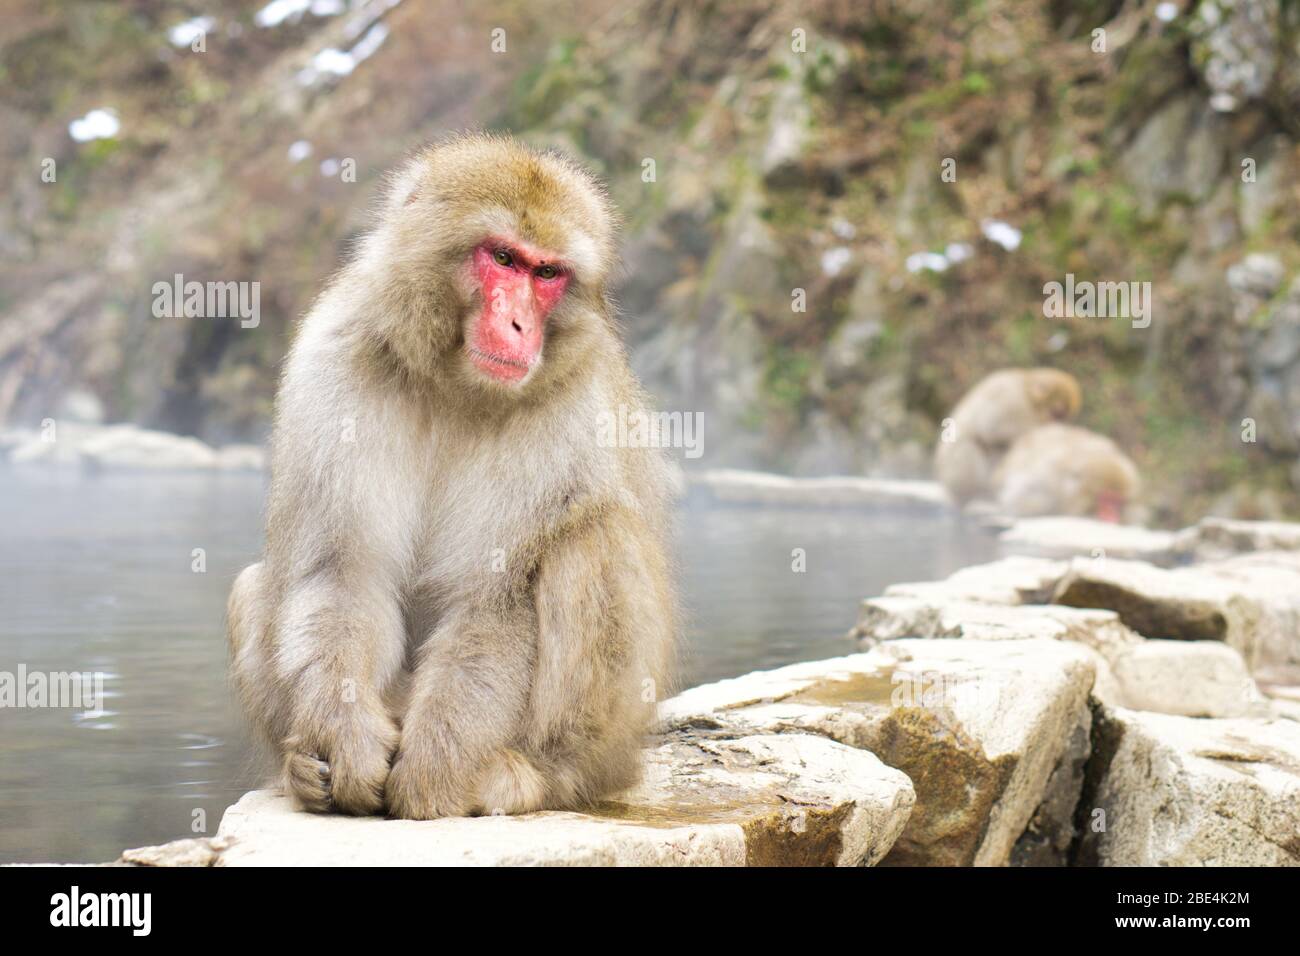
993;424;1140;521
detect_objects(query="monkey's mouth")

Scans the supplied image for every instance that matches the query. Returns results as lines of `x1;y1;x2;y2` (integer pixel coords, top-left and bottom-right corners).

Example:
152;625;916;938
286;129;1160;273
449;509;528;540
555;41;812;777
467;345;533;383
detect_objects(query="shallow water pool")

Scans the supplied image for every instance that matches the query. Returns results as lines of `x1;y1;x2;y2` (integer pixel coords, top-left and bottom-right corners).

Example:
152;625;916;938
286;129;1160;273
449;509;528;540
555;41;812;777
0;470;996;862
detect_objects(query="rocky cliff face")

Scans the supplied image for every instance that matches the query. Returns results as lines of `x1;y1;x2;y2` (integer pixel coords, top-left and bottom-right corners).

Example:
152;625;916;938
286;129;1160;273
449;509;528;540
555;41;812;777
3;0;1299;522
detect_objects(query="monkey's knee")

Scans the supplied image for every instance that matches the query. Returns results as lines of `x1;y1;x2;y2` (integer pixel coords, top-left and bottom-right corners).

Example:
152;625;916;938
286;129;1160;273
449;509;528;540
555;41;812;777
226;562;266;662
226;562;280;744
475;749;548;815
510;735;643;812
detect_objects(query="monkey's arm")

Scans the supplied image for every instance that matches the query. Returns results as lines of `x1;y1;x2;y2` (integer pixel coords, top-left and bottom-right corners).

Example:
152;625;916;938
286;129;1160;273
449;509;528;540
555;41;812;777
249;367;416;815
269;563;405;815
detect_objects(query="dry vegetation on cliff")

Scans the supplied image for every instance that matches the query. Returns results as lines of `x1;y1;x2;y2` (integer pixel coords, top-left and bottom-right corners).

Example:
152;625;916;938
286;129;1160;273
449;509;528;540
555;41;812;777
3;0;1300;523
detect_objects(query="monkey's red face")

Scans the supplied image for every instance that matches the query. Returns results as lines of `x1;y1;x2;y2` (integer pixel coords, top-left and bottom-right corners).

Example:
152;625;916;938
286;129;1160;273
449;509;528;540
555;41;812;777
467;239;570;385
1094;489;1126;523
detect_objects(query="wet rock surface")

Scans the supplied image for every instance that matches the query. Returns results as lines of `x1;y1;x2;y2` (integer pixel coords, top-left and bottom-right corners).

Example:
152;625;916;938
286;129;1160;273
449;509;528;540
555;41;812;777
1076;707;1300;866
662;640;1097;866
1053;553;1300;674
848;524;1300;866
121;731;915;867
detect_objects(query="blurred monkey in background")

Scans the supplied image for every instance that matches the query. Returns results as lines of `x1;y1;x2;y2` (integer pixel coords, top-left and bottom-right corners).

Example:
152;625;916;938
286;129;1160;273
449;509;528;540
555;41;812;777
993;423;1140;521
934;368;1082;505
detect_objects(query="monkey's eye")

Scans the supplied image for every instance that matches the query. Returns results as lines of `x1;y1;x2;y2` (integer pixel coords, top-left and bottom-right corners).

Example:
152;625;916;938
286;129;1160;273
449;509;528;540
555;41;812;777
535;264;559;281
493;248;514;268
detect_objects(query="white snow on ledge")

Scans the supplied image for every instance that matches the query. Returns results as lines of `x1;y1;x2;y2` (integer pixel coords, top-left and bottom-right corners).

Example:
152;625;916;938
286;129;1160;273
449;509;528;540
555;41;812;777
296;21;390;86
980;218;1022;251
905;242;973;274
168;16;215;47
255;0;345;29
69;109;120;142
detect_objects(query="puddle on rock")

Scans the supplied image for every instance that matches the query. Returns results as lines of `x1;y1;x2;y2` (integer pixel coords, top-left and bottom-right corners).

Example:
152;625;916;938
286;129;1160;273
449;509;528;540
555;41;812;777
786;666;898;707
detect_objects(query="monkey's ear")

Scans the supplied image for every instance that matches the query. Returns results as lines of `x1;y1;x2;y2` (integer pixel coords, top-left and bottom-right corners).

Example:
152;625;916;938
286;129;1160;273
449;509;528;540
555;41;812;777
383;160;426;211
1026;377;1051;406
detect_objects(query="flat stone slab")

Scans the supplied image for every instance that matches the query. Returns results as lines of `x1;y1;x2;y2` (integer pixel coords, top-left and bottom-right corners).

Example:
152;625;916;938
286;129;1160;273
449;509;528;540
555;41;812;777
1077;708;1300;866
995;516;1300;565
687;468;949;508
999;517;1185;563
1;423;263;472
882;556;1068;605
854;596;1135;650
662;639;1096;866
886;551;1300;680
128;732;915;866
852;593;1270;718
1190;517;1300;560
1053;552;1300;675
1111;639;1270;718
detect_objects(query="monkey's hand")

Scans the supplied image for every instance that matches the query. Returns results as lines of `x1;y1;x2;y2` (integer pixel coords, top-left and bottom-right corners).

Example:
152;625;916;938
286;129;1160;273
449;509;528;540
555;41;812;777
282;702;398;816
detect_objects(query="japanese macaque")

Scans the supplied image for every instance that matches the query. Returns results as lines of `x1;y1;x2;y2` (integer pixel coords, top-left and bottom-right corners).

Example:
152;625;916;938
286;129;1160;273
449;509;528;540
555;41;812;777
992;423;1140;521
227;134;676;820
933;368;1082;505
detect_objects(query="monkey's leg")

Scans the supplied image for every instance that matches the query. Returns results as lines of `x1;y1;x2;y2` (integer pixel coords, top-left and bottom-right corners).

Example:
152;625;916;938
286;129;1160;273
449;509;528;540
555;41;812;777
508;515;672;812
273;573;405;815
385;600;538;819
227;562;293;750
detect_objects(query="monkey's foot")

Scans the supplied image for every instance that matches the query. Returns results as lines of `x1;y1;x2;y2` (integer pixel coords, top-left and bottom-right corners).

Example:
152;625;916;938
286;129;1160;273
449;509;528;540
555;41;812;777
474;749;547;816
283;748;334;813
282;717;396;816
384;745;473;820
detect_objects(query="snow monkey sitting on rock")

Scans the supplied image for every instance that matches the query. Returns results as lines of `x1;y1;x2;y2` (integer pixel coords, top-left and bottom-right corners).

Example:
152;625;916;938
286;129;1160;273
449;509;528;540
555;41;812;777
227;134;677;819
993;423;1141;522
933;368;1082;506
